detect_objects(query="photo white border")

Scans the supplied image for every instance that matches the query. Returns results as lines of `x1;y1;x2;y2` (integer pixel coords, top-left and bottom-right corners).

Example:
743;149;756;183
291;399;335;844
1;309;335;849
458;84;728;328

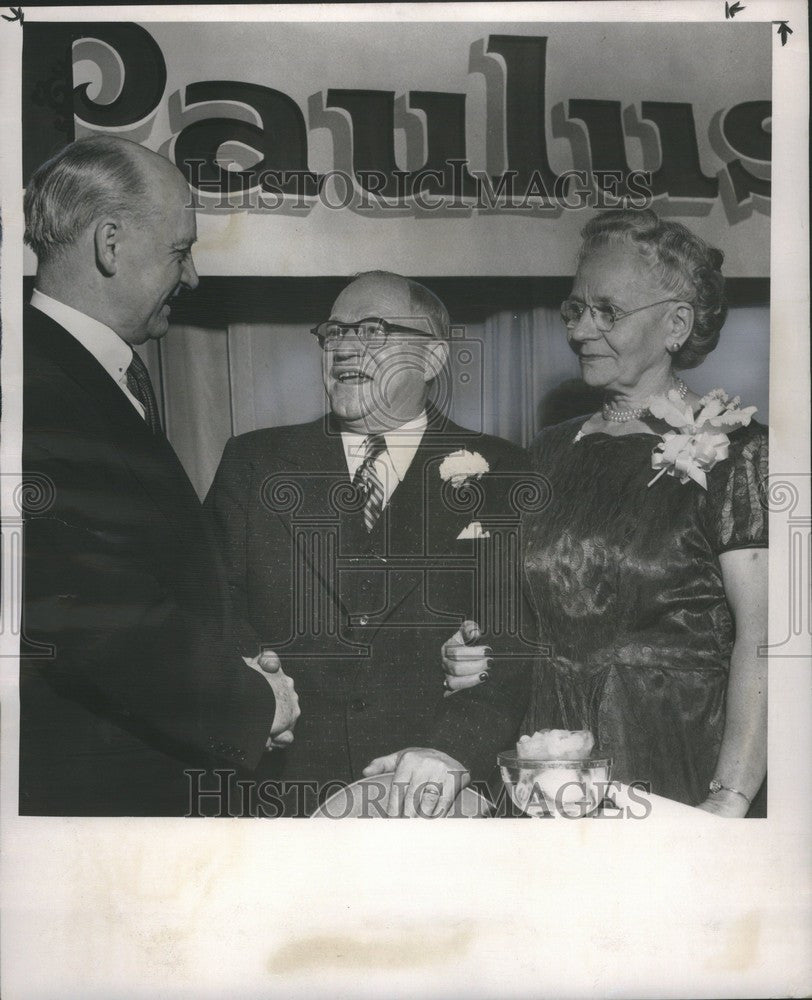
1;4;809;998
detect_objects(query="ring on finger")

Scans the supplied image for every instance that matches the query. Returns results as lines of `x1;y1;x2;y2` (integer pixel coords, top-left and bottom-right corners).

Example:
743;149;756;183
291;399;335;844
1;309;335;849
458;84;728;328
420;785;443;817
421;786;441;810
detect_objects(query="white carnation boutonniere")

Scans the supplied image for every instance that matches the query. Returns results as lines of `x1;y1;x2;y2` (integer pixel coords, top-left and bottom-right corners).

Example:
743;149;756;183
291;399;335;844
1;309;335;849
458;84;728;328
456;520;490;540
438;448;490;488
647;387;757;490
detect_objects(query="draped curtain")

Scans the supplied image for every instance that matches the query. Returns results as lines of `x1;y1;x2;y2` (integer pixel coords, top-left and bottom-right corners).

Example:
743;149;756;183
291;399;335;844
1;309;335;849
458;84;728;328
139;305;769;499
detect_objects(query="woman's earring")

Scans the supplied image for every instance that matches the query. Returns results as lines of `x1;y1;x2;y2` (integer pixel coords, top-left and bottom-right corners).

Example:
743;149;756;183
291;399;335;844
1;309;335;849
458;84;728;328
669;342;680;353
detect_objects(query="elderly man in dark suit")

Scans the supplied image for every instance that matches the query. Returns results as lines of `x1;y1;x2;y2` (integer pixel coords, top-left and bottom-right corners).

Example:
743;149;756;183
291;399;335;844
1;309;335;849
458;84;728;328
205;272;534;816
21;135;299;816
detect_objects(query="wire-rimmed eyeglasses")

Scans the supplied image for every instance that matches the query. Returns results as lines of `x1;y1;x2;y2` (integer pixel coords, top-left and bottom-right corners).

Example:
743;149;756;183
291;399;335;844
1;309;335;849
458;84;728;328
560;297;682;333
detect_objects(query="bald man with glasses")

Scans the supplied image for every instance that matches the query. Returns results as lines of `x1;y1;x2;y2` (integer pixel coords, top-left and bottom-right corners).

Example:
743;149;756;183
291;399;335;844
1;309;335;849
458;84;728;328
205;271;535;816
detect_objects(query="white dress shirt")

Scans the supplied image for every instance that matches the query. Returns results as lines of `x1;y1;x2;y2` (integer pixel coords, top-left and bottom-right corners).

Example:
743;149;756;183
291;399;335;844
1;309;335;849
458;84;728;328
30;289;146;419
341;411;428;510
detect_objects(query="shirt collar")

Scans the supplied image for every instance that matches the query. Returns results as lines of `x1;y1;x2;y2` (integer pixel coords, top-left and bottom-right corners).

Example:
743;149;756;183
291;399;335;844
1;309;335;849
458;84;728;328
30;289;133;382
341;411;428;482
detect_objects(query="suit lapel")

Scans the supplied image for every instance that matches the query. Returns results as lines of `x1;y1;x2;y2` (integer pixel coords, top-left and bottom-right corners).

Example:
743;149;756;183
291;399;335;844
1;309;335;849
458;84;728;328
385;412;474;549
382;442;430;552
264;417;361;625
268;417;436;637
273;413;346;474
25;306;201;535
348;417;472;629
267;413;350;528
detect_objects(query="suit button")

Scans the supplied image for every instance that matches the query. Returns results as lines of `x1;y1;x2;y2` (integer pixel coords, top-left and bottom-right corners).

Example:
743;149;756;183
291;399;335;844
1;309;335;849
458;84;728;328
359;615;369;626
351;699;366;712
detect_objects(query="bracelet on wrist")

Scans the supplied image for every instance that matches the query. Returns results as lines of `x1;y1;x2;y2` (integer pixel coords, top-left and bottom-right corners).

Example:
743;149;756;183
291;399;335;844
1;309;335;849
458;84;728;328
708;779;751;806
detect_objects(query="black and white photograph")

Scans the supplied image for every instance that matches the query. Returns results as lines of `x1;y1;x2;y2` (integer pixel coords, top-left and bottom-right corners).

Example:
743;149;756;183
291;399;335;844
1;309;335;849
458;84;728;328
0;3;809;997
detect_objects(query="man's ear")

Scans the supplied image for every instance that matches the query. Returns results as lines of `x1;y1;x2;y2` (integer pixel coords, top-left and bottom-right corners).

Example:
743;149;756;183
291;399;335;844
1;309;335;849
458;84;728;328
423;340;449;381
665;302;695;351
94;220;120;276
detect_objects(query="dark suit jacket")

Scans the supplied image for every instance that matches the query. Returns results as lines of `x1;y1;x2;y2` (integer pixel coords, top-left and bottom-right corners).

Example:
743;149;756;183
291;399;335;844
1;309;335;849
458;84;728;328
20;304;276;816
205;408;537;810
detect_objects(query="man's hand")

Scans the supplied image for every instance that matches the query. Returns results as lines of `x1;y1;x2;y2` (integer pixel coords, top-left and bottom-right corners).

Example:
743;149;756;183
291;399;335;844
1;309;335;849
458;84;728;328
245;651;300;748
441;620;491;695
363;747;470;817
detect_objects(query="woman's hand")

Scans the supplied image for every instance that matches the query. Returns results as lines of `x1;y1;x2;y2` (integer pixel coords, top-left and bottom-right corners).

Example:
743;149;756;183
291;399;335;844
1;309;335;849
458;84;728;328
696;791;750;817
707;548;768;812
441;620;492;695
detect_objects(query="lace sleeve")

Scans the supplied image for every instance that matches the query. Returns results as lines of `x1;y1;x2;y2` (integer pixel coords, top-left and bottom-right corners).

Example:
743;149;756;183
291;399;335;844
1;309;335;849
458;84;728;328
706;422;769;554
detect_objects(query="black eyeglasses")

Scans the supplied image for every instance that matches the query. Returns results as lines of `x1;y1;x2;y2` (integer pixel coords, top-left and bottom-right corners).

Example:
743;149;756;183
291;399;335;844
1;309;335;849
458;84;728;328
311;317;436;350
560;297;682;333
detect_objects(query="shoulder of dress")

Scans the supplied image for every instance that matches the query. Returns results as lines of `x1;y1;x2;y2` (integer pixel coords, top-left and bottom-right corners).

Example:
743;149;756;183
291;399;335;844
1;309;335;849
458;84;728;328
702;419;768;500
530;415;590;454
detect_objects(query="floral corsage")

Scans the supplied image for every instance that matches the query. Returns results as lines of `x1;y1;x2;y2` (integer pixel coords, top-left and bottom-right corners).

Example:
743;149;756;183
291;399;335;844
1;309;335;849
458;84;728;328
438;449;490;488
647;388;757;490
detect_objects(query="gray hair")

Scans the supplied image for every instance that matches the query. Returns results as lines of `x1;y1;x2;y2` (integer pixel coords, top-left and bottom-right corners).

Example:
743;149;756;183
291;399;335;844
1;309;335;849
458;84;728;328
351;270;451;339
577;209;728;370
24;135;154;264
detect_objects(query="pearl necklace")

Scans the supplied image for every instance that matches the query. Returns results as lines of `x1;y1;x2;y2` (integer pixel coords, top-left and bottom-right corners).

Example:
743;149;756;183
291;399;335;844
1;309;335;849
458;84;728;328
602;377;688;423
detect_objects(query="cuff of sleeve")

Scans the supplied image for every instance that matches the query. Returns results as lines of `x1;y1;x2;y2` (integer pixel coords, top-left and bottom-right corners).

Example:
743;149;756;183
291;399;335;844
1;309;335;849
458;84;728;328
209;662;275;772
715;540;769;555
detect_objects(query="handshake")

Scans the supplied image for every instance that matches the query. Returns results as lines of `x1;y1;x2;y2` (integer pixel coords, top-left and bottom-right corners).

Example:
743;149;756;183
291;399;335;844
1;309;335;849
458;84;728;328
242;622;493;817
246;620;493;750
245;650;301;749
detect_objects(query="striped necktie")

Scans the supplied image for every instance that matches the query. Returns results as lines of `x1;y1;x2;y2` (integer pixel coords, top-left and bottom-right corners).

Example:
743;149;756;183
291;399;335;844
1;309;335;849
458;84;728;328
353;434;387;532
126;351;162;434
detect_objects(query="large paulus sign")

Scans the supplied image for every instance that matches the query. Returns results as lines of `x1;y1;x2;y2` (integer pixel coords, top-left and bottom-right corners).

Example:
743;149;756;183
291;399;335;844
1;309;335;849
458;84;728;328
23;21;771;276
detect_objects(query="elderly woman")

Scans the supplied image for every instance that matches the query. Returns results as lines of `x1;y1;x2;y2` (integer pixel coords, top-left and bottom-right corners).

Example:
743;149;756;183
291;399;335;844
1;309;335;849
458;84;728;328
445;209;768;816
